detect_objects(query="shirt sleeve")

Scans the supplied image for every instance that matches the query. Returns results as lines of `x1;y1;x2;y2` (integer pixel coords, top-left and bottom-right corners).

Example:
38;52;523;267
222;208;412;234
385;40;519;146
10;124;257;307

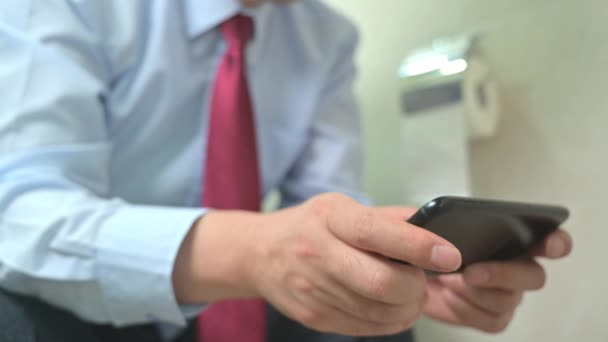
0;2;203;327
278;21;371;207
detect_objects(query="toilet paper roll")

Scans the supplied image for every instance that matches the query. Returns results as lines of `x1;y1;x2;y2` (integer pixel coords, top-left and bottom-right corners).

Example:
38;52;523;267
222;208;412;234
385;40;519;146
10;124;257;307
400;57;501;205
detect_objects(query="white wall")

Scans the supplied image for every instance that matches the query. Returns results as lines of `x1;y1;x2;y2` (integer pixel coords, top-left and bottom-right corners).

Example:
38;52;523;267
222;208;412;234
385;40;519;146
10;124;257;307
324;0;608;341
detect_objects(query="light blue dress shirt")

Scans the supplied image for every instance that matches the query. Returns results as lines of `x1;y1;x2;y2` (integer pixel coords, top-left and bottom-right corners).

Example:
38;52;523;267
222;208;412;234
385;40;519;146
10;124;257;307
0;0;363;328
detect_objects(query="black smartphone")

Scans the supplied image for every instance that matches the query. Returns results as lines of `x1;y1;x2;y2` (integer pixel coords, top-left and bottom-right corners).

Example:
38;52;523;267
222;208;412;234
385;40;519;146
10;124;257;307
407;196;569;271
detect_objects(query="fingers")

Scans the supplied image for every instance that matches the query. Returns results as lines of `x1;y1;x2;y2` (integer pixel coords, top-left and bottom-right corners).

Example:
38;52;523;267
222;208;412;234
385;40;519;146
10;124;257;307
532;229;573;259
424;257;551;333
283;263;422;325
438;285;514;333
324;196;461;272
281;241;425;334
311;282;422;326
463;259;546;291
287;281;417;336
436;274;523;315
327;239;428;305
423;280;514;333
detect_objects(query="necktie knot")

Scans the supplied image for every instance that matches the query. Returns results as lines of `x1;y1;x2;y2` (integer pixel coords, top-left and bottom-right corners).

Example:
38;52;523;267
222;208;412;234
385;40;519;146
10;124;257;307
221;15;254;50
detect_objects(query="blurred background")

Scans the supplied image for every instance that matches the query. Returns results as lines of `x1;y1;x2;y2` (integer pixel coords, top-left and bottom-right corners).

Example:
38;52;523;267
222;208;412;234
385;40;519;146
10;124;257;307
323;0;606;341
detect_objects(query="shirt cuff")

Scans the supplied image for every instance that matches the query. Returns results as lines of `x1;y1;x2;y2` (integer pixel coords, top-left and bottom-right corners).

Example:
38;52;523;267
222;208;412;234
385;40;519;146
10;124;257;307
95;203;206;327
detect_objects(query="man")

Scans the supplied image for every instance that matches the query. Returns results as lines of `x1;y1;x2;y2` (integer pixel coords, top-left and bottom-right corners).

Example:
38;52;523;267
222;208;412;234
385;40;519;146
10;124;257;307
0;0;572;341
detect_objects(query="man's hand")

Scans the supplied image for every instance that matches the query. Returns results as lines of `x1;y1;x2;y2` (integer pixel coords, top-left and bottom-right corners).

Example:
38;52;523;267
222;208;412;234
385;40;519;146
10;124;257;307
423;229;573;333
173;193;462;336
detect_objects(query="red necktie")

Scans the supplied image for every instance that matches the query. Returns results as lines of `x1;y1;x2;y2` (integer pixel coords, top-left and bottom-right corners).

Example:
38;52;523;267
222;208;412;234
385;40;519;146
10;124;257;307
197;15;266;342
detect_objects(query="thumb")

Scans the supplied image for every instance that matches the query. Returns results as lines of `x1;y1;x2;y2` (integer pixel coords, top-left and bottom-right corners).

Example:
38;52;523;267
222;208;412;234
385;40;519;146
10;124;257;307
375;206;419;221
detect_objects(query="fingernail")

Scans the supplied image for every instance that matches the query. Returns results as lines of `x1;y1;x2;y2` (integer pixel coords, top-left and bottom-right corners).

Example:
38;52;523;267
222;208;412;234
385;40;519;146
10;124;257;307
430;245;461;270
548;236;566;257
465;266;490;285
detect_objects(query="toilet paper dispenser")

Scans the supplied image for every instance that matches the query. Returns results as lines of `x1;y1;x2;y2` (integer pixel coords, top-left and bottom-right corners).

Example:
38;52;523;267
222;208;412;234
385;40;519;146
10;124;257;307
398;33;501;205
398;33;500;142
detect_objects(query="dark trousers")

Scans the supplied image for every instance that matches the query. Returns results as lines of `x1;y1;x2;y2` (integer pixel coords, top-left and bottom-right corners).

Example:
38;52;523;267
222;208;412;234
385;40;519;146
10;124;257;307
0;289;413;342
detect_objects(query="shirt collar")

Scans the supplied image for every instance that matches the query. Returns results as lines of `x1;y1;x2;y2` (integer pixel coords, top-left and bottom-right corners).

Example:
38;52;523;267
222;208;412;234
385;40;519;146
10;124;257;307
183;0;259;38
